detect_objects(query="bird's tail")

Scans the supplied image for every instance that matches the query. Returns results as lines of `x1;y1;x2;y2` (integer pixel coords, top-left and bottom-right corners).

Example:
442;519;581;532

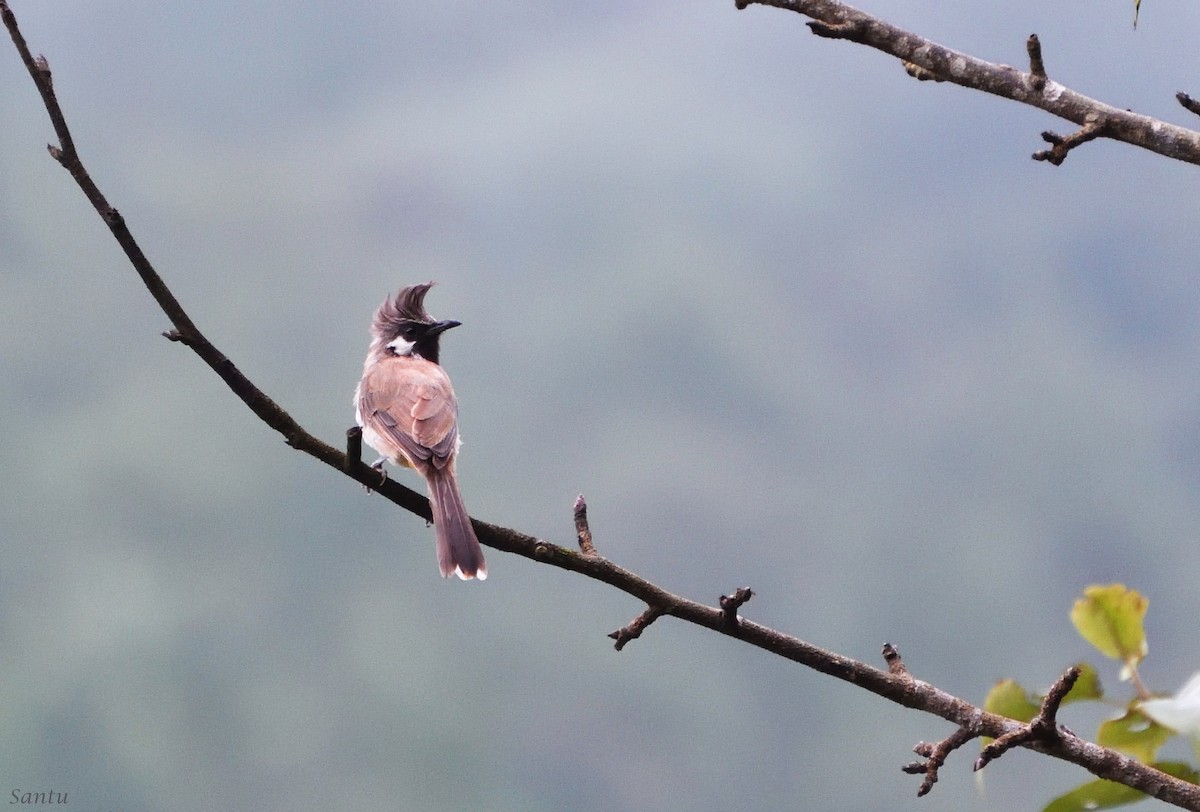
427;469;487;580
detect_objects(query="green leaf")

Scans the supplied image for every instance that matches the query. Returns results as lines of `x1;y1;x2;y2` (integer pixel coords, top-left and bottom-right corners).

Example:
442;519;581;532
1070;584;1148;675
983;679;1040;722
1153;761;1200;784
1061;662;1104;705
1042;763;1198;812
1097;709;1172;763
1043;777;1147;812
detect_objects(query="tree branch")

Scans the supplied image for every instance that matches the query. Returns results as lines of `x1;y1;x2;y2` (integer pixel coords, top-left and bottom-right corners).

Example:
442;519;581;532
737;0;1200;166
4;2;1199;807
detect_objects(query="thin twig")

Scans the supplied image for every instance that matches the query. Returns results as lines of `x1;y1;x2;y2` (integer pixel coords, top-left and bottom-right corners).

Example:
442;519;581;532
976;666;1080;770
1026;33;1046;91
345;426;363;473
574;494;597;556
1033;117;1107;165
609;606;666;651
1178;92;1200;119
905;726;979;797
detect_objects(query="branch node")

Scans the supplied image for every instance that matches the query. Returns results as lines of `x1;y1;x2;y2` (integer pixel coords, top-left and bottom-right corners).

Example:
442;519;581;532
807;18;868;42
882;642;910;677
1026;33;1046;90
573;494;597;556
1032;118;1106;165
162;329;187;343
975;665;1080;771
608;605;666;651
904;726;977;797
902;61;944;82
719;587;754;625
1177;91;1200;118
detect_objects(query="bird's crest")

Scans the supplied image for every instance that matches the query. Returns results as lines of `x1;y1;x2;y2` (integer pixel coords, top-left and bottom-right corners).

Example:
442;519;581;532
372;281;436;339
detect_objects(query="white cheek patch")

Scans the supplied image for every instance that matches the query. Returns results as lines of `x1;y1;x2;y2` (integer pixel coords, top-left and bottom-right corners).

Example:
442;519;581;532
387;337;416;356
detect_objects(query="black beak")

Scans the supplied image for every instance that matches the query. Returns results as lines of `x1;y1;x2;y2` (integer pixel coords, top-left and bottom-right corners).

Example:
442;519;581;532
427;319;461;337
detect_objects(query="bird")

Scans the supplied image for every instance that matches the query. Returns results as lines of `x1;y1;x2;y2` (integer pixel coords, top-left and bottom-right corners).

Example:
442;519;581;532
354;282;487;580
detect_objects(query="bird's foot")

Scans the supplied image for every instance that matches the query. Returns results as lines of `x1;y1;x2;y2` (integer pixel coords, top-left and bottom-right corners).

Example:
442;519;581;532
363;458;388;493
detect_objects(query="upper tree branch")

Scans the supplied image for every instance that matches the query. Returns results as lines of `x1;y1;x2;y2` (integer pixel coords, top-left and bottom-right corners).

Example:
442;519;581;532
3;3;1199;808
739;0;1200;166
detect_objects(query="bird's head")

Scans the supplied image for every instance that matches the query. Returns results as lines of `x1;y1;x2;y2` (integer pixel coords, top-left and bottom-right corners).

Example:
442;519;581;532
369;282;460;365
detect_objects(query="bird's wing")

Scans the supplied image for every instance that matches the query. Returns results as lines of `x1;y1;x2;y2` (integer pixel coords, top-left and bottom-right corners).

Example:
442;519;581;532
359;357;459;469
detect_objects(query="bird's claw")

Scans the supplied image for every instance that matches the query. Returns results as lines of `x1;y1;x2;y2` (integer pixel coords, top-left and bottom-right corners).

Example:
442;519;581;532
363;459;388;493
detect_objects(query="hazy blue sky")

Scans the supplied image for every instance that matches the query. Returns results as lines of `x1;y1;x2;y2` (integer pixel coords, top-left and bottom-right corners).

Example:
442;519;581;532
3;2;1200;810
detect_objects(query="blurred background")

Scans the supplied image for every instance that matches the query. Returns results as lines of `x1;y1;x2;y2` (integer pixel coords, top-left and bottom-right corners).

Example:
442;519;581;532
2;1;1200;809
